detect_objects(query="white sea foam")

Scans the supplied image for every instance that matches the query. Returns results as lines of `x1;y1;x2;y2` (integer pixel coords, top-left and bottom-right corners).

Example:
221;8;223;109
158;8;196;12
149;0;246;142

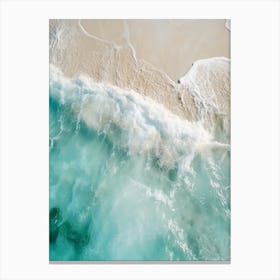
49;64;230;261
178;57;230;137
50;65;228;170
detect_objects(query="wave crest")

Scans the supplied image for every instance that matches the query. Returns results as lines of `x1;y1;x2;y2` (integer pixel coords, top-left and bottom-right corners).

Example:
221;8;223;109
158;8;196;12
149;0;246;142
50;65;228;170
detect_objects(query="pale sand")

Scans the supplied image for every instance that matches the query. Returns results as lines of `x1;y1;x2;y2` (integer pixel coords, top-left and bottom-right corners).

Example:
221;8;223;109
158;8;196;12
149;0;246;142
80;19;230;81
49;19;230;131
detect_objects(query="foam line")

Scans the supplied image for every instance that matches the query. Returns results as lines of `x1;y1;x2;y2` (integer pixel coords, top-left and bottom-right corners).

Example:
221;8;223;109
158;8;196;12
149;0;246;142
50;65;229;171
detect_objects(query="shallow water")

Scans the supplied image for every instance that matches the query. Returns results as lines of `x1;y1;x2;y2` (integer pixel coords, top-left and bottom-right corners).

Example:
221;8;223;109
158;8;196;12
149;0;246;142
49;66;230;261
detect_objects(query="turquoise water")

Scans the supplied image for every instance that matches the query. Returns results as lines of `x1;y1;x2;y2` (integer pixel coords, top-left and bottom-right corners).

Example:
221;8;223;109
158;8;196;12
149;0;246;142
49;67;230;261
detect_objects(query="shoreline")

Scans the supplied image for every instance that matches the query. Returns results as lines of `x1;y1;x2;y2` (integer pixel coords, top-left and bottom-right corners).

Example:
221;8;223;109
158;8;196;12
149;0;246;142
79;19;230;81
49;19;230;132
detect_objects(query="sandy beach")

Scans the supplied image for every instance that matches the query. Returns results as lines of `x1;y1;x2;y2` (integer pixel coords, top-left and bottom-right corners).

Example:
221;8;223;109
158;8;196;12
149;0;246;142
80;19;229;81
49;19;230;127
49;19;231;261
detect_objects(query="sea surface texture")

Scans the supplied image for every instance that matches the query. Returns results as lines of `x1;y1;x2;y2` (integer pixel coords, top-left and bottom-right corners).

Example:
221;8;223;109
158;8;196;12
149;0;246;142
49;66;230;261
49;19;230;261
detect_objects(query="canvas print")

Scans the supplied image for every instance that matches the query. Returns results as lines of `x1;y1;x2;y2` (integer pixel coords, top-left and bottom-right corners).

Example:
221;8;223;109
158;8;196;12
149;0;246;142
49;19;230;261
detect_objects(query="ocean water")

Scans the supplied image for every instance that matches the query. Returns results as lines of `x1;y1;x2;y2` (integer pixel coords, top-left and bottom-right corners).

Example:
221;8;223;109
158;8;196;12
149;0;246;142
49;65;230;261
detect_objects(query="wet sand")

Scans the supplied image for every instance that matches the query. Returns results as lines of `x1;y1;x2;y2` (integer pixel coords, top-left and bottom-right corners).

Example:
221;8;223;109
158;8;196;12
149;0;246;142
80;19;230;81
49;19;230;127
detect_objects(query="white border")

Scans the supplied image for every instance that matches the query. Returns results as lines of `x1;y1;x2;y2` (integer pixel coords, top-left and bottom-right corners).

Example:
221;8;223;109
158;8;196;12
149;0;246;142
1;1;279;279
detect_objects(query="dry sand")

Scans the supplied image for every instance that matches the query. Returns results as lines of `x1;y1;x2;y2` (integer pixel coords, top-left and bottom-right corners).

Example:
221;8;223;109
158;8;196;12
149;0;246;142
49;19;230;127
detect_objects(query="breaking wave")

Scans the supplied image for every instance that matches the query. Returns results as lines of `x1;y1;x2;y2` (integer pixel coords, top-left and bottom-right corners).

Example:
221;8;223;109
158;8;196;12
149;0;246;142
49;65;230;261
